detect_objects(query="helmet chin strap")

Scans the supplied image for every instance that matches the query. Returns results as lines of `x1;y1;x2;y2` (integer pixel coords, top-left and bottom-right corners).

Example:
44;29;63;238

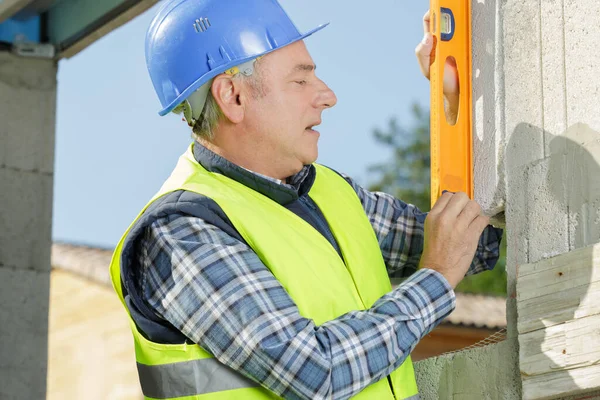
177;59;260;127
181;80;213;127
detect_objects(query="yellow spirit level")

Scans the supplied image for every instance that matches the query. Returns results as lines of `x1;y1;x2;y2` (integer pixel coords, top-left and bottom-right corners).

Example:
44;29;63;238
429;1;473;207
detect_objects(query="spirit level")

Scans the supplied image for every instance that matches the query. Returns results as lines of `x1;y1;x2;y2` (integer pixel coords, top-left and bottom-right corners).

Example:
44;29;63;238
429;1;473;207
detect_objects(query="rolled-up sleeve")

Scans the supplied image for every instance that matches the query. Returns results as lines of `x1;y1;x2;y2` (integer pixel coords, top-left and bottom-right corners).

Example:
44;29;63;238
341;174;503;278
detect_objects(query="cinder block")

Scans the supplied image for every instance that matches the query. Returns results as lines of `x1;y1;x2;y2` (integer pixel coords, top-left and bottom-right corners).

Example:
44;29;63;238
0;267;50;400
502;0;544;172
552;124;600;249
415;339;521;399
541;0;568;147
0;52;57;174
0;167;53;272
472;0;504;215
475;0;549;217
564;0;600;128
505;162;529;310
525;158;570;264
504;123;547;268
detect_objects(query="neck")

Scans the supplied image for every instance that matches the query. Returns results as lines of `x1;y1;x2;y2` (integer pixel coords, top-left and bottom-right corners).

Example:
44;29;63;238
200;130;299;181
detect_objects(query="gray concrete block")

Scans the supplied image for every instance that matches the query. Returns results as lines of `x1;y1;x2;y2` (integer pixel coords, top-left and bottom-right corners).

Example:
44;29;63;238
541;0;568;149
472;0;505;216
0;267;50;400
502;0;545;172
525;158;570;264
0;167;53;272
415;339;521;399
504;124;550;278
564;0;600;129
505;162;528;333
0;53;57;174
505;163;528;266
551;124;600;249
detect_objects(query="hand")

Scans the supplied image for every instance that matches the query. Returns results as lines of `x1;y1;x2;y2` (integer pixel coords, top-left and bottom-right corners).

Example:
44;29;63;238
415;10;460;99
419;192;490;289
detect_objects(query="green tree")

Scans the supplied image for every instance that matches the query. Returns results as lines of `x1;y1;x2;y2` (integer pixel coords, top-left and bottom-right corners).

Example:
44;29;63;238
368;103;431;212
368;103;506;296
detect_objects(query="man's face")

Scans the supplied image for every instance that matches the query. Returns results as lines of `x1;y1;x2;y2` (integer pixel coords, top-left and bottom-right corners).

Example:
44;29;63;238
242;40;337;173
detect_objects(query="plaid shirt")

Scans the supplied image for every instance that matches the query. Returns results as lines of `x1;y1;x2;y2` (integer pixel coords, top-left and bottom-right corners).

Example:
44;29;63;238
137;165;502;400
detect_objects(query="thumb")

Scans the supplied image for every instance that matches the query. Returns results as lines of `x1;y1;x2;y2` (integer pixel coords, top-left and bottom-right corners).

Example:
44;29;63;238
415;33;434;80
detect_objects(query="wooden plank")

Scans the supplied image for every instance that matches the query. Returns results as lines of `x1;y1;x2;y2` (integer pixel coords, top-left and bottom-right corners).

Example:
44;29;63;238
517;243;600;334
522;364;600;400
517;242;600;399
0;0;34;23
518;280;600;334
519;313;600;377
517;242;600;285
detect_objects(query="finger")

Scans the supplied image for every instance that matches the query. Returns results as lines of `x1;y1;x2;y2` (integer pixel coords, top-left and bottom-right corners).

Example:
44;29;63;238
458;200;482;225
430;191;453;213
445;55;457;69
415;34;434;78
442;56;460;95
469;215;491;238
443;192;470;217
423;10;431;34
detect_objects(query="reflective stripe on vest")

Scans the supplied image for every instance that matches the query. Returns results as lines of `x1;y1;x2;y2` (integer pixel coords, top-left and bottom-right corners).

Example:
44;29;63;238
137;359;259;398
110;144;419;399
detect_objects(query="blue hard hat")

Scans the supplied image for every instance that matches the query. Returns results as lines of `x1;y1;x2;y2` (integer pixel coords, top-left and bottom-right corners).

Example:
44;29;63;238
146;0;329;116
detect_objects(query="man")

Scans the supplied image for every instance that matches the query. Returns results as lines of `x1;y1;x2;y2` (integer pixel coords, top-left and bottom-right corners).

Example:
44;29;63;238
109;1;502;399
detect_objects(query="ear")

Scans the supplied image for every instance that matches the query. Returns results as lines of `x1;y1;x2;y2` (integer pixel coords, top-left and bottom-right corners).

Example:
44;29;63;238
211;74;245;124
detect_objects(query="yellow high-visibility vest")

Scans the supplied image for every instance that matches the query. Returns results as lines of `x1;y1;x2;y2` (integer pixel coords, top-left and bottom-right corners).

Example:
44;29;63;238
110;144;419;399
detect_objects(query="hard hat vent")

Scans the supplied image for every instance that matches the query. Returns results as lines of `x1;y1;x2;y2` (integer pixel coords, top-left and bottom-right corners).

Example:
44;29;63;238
193;17;211;33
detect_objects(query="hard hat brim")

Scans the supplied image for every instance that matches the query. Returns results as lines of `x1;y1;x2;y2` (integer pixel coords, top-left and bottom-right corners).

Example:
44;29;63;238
157;23;330;116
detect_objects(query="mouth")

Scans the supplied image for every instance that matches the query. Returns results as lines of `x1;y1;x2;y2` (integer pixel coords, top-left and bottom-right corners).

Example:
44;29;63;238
305;121;321;134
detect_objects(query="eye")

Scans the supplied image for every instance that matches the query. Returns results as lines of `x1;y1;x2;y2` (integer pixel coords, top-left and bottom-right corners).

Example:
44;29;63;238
295;80;307;86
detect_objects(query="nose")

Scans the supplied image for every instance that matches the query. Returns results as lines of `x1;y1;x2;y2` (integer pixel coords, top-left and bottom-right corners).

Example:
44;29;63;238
314;79;337;109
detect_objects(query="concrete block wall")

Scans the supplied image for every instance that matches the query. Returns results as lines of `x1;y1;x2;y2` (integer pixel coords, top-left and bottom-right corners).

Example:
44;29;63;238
503;0;600;326
0;52;57;399
500;0;600;264
418;0;600;398
415;340;520;399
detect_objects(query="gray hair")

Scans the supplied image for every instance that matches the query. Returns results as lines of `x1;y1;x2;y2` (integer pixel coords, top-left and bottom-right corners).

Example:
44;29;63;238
191;89;223;142
177;60;264;143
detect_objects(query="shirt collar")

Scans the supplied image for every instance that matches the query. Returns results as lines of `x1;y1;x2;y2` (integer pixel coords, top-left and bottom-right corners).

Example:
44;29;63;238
192;142;316;205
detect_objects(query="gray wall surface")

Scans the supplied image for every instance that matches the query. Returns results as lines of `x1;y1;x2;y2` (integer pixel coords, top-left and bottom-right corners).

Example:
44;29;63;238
419;0;600;398
415;340;521;399
0;52;57;400
504;0;600;397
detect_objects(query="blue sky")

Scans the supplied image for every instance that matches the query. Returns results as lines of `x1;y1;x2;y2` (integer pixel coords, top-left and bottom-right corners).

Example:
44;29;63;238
52;1;431;248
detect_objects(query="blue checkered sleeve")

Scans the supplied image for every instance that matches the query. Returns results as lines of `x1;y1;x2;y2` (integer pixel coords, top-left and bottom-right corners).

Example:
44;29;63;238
340;174;503;279
139;216;456;400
